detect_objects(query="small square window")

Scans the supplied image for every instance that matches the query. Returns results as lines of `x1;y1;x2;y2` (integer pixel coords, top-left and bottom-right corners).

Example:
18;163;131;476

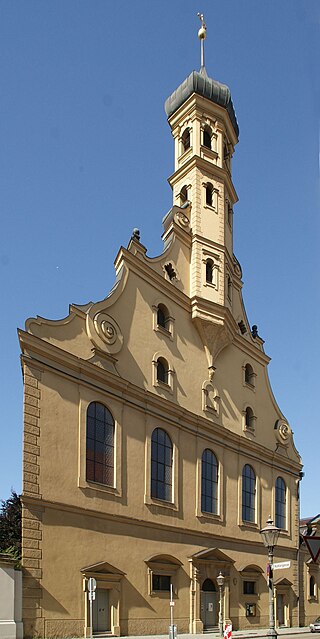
152;574;171;591
243;581;255;595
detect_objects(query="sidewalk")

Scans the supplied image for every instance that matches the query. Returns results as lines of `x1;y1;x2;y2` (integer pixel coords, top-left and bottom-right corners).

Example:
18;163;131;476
119;627;310;639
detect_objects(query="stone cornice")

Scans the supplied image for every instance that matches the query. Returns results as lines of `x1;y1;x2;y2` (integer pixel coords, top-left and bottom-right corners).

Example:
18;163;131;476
168;154;238;204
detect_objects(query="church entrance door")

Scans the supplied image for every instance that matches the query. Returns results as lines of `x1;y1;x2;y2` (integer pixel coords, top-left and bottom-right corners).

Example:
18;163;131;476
201;579;218;629
93;589;110;633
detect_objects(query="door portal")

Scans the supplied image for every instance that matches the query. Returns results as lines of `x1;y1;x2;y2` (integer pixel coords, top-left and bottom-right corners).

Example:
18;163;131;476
277;593;285;627
201;579;218;629
92;589;110;633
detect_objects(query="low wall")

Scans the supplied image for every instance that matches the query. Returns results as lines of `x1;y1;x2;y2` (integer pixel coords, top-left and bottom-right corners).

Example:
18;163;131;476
0;554;23;639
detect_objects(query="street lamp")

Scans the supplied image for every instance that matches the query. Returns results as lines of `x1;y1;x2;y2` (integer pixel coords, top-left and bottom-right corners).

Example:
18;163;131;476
260;516;280;639
217;571;225;637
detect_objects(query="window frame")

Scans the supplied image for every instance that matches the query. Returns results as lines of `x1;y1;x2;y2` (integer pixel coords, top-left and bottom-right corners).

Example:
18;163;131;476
86;401;115;487
144;423;179;511
275;476;287;530
78;393;122;498
150;427;173;503
152;352;174;393
242;464;256;524
152;301;174;340
201;448;219;515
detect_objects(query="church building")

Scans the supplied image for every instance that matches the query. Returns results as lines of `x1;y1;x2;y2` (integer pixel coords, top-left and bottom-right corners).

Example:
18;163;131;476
19;19;303;638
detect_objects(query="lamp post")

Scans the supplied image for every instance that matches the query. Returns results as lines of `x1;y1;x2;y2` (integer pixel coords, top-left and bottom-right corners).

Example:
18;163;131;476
260;516;280;639
217;571;225;637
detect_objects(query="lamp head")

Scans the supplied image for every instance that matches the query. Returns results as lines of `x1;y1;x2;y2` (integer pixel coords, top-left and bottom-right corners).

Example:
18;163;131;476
260;516;280;549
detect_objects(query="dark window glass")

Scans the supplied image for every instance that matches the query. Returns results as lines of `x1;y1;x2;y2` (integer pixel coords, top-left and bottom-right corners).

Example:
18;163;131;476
245;407;254;429
157;358;168;384
243;581;255;595
245;364;254;385
180;185;188;203
203;127;212;149
242;464;255;522
86;402;114;486
206;184;213;206
152;574;171;591
206;259;213;283
201;449;218;514
151;428;172;501
182;128;190;152
157;304;168;329
310;575;316;597
275;477;286;529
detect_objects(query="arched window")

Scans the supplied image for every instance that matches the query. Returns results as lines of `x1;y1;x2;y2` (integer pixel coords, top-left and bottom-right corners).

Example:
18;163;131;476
203;125;212;150
201;449;218;514
180;185;188;204
244;363;254;386
151;428;173;501
86;402;114;486
206;183;213;206
275;477;286;529
310;575;316;598
182;128;190;152
206;259;214;283
245;406;255;430
157;357;168;384
157;304;168;330
242;464;256;522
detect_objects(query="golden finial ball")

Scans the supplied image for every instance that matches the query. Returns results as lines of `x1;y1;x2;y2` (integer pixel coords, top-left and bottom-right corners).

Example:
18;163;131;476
198;26;206;40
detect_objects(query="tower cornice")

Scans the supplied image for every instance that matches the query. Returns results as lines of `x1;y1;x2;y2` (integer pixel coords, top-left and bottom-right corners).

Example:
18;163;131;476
168;154;238;204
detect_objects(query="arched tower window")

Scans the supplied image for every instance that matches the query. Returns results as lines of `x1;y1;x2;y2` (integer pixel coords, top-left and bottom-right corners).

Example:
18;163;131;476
157;357;168;384
151;428;173;501
275;477;286;529
181;128;190;152
244;363;255;386
157;304;168;330
180;185;188;204
203;125;212;150
242;464;256;522
206;259;214;283
245;406;255;430
227;275;232;301
201;449;218;514
86;402;114;486
206;183;213;206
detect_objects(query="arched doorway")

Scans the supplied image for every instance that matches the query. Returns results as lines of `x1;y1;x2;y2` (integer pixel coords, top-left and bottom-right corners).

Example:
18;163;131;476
201;578;218;630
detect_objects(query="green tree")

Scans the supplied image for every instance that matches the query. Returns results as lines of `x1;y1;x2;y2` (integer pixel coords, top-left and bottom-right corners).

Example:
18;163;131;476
0;490;22;558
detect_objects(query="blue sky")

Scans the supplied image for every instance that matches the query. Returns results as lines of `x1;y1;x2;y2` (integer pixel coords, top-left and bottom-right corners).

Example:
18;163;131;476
0;1;319;518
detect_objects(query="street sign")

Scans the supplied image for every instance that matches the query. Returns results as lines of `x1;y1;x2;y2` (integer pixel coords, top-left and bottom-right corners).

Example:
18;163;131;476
88;591;96;601
304;536;320;562
88;577;97;592
272;561;291;570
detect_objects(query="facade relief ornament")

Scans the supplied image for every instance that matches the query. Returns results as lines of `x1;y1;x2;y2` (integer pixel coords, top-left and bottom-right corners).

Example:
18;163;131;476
274;419;292;447
174;209;190;229
87;311;123;354
202;379;220;414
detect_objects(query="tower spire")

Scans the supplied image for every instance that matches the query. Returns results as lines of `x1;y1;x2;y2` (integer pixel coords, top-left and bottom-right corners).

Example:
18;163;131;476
197;12;207;76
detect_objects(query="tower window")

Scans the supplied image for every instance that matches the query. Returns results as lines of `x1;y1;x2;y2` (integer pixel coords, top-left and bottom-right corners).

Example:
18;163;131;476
227;275;232;301
180;185;188;204
203;125;212;150
164;263;176;281
206;183;213;206
157;304;169;330
206;259;214;283
181;128;190;152
245;406;255;430
157;357;169;384
244;363;255;386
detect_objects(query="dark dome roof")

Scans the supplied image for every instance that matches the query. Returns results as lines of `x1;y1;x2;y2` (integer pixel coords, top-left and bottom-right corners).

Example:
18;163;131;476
165;69;239;138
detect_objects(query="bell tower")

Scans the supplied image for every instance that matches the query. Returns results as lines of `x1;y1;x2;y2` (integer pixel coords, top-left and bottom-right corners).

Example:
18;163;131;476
165;15;239;317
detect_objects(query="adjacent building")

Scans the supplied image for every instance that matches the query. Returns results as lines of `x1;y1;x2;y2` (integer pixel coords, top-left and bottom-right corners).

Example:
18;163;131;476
19;31;303;638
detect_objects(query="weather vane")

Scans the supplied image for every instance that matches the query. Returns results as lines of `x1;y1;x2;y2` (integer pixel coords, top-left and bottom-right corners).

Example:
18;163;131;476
197;12;207;71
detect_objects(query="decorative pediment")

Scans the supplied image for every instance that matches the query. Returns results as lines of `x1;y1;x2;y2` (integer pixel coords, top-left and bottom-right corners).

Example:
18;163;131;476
239;564;264;575
145;554;182;573
274;577;292;587
189;548;234;564
81;561;125;578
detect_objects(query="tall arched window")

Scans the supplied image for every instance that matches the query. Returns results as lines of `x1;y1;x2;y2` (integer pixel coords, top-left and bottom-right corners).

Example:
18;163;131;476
201;449;218;514
151;428;173;501
180;185;188;204
206;183;213;206
182;128;190;152
275;477;286;529
203;125;212;150
86;402;114;486
157;357;168;384
206;259;214;283
242;464;256;522
310;575;316;598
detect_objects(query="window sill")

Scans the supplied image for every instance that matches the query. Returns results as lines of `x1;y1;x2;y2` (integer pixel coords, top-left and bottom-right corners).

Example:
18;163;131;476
78;477;121;498
204;203;218;213
154;380;173;394
197;512;222;523
239;521;259;530
244;381;256;392
144;494;178;511
155;324;173;341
